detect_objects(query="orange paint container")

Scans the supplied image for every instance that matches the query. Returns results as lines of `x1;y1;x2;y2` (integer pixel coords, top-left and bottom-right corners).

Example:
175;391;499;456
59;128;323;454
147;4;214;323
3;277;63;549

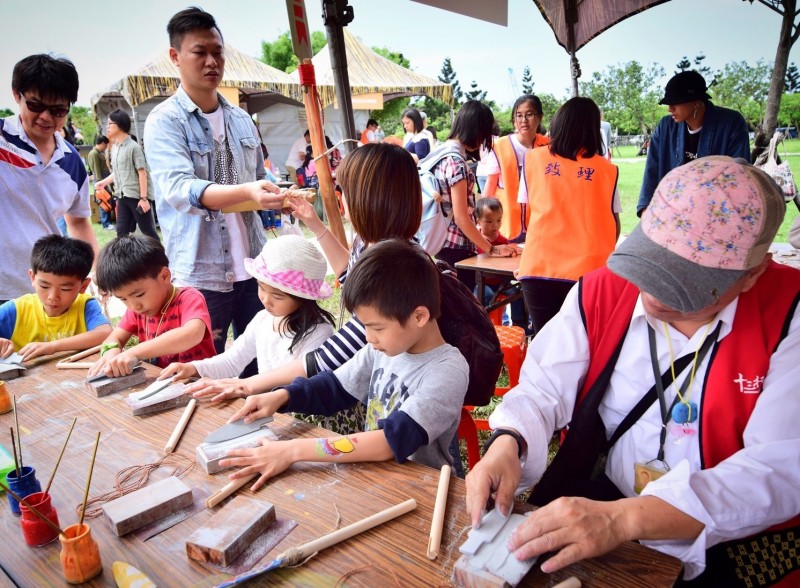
59;523;102;584
0;381;11;414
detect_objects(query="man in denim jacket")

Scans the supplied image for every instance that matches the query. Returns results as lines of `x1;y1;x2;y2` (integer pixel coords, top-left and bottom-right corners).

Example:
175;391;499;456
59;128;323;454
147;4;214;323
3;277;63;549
145;8;283;373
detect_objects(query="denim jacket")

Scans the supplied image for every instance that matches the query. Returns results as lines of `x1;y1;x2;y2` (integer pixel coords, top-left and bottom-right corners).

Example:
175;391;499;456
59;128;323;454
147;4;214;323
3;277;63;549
637;102;750;215
144;86;266;291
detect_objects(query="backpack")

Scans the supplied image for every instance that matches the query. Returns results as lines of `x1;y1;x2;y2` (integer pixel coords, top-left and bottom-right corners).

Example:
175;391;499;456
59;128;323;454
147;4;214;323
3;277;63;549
415;144;466;256
435;259;504;407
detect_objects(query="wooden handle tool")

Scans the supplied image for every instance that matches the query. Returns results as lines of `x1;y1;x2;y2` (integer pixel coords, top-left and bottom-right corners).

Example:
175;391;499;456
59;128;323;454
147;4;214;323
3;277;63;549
164;399;196;454
427;465;451;559
205;474;257;509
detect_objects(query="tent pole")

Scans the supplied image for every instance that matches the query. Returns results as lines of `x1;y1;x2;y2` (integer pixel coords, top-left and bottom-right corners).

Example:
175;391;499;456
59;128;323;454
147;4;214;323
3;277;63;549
565;0;580;97
323;0;356;155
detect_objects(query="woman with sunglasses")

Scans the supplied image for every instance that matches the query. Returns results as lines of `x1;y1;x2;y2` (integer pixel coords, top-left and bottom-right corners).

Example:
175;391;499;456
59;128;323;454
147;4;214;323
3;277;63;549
483;94;550;242
0;54;99;305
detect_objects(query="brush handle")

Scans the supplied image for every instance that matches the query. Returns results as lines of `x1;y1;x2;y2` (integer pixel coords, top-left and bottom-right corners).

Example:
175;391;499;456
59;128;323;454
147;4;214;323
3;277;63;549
164;399;196;454
0;481;64;536
62;345;102;363
427;465;451;559
205;474;257;508
56;362;95;370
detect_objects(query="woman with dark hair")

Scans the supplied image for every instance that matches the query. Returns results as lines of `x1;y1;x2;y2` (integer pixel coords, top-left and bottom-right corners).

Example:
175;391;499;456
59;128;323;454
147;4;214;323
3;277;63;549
484;94;550;241
517;97;621;334
402;107;431;162
431;100;518;291
637;70;749;216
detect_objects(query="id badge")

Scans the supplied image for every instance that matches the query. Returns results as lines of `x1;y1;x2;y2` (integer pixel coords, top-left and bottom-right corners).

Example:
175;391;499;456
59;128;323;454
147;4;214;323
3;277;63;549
633;461;668;494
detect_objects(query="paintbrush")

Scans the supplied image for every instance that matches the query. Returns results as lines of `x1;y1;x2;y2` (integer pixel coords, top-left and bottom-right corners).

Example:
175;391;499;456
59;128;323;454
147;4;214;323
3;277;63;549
0;480;64;536
12;395;21;469
43;418;77;495
10;427;19;478
79;432;101;528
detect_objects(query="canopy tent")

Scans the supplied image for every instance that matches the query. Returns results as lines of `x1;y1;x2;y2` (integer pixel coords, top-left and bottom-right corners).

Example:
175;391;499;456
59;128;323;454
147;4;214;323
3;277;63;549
90;44;301;139
289;28;453;109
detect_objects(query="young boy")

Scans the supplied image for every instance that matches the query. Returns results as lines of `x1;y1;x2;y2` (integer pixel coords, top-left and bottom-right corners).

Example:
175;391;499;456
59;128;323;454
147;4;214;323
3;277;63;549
475;197;527;332
88;235;216;378
0;235;111;361
220;239;469;490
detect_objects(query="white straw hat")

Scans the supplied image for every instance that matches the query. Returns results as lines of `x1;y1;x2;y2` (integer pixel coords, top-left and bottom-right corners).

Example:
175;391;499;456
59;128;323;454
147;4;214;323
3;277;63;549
244;235;332;300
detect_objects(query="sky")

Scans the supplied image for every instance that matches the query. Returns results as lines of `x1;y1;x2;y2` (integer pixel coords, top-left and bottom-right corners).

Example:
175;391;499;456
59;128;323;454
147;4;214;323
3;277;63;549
0;0;796;111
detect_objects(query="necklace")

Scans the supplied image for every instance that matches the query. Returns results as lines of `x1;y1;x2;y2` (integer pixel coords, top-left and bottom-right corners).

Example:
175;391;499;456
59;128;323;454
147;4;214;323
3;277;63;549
663;321;714;424
145;286;178;341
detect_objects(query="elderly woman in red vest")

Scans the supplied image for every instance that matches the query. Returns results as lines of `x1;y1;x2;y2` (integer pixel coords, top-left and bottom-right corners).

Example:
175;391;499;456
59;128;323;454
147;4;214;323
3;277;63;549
483;94;550;242
517;97;621;335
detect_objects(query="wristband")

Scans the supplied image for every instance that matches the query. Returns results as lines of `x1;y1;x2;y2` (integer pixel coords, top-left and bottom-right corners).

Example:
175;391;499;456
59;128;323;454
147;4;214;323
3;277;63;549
100;342;119;357
483;428;526;459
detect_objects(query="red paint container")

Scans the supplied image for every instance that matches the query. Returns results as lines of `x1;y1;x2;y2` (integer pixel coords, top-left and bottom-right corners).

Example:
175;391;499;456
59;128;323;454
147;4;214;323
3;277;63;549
19;491;60;547
59;523;102;584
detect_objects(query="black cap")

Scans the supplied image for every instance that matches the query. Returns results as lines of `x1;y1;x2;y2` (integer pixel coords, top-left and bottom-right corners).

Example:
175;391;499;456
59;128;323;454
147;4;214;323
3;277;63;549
659;71;711;105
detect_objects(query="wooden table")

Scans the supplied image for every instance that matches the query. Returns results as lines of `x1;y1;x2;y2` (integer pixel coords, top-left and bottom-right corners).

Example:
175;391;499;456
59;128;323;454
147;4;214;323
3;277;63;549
455;253;524;314
0;358;681;587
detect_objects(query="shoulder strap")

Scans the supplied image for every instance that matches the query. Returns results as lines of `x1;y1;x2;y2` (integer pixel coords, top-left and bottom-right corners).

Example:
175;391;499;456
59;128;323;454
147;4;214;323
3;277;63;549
418;143;465;174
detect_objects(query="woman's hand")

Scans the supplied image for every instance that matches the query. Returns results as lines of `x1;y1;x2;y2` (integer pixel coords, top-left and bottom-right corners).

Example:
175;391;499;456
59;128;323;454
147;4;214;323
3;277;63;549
287;196;325;235
227;390;288;424
183;377;252;402
159;362;198;381
492;244;521;257
219;438;295;491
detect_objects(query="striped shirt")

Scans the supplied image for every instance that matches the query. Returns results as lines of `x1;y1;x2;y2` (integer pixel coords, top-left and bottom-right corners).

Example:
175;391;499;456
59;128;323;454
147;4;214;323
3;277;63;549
0;116;89;300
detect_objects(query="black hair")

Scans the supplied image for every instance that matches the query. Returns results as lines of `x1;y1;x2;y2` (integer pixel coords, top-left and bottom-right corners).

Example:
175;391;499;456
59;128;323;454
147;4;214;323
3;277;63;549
30;235;93;279
427;125;438;141
12;54;79;104
367;118;378;127
95;235;169;293
108;109;131;134
95;135;109;146
302;145;313;168
549;97;603;160
448;100;495;152
343;239;440;323
303;129;310;137
167;6;223;49
476;197;503;218
401;108;424;133
512;94;543;121
278;296;337;354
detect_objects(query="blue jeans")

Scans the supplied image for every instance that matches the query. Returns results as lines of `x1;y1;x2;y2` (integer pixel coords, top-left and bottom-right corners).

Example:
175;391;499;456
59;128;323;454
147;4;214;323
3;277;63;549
99;203;114;228
198;278;263;377
56;217;68;236
475;282;527;327
260;209;276;228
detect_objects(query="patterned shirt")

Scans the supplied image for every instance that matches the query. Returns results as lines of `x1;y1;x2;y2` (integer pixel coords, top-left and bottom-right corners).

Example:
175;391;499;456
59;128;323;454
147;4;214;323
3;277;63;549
434;145;477;252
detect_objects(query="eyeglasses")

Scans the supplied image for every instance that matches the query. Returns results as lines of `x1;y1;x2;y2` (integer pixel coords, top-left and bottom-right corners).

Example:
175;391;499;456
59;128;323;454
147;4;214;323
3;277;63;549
514;112;541;121
20;95;70;118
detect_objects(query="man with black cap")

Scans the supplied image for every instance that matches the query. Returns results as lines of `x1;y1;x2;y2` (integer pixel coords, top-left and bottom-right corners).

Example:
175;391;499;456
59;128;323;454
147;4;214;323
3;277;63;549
466;156;799;586
637;71;749;217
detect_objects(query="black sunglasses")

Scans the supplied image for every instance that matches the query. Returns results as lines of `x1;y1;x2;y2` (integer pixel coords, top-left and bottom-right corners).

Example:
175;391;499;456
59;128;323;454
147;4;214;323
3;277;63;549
21;95;70;118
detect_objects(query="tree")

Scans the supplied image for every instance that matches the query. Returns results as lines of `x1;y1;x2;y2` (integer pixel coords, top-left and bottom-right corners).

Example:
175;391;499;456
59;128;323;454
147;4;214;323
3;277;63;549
372;47;409;69
778;91;800;127
786;62;800;91
745;0;800;159
693;53;714;81
438;57;463;106
675;56;692;73
521;66;534;95
260;31;326;73
370;47;412;136
0;108;13;118
712;60;772;128
579;61;665;134
69;106;96;144
465;80;487;102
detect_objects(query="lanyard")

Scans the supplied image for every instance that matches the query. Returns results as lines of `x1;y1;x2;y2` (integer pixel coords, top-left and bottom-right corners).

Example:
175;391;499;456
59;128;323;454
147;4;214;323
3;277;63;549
647;321;721;462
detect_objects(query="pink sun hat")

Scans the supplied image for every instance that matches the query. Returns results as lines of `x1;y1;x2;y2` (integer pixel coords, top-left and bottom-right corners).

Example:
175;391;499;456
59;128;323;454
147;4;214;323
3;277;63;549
244;235;332;300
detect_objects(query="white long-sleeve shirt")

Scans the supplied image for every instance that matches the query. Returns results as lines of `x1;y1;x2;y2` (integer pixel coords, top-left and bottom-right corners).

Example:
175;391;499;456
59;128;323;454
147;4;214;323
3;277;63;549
490;283;800;579
192;309;334;379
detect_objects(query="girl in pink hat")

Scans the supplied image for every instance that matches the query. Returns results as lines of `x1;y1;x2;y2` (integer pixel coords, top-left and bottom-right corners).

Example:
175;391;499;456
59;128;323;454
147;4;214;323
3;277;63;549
159;235;336;393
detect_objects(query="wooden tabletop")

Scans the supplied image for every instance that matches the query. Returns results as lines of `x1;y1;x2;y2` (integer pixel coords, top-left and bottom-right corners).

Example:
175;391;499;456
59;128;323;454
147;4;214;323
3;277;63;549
455;253;521;277
0;358;681;587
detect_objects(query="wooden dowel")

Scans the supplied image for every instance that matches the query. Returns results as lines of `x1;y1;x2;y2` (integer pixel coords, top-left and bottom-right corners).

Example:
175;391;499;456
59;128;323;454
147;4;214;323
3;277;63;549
205;474;257;509
12;397;21;469
56;362;95;370
278;498;417;562
0;481;65;536
78;432;101;527
10;427;19;478
44;418;77;495
552;577;581;588
427;465;451;560
62;345;102;363
164;399;196;454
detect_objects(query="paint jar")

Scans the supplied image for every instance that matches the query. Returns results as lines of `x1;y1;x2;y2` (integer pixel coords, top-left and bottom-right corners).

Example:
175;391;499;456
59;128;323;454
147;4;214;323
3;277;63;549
59;523;102;584
20;491;60;547
0;445;14;493
0;381;10;414
6;465;41;516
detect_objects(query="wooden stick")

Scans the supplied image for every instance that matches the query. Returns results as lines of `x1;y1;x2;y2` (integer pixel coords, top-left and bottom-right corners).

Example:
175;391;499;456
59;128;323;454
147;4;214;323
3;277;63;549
12;397;21;469
44;418;77;495
62;345;102;363
205;474;258;509
552;577;581;588
427;465;451;560
56;362;95;370
164;399;196;454
10;427;19;478
0;480;65;536
278;498;417;562
78;432;101;527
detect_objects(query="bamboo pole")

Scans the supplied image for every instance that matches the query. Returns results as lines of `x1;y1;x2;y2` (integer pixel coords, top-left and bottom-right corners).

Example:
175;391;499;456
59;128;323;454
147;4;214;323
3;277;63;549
427;465;451;559
164;399;196;454
205;474;257;509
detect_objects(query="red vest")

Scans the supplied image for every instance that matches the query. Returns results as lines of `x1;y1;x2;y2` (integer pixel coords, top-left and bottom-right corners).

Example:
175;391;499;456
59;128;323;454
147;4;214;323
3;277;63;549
579;263;800;536
492;133;549;240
